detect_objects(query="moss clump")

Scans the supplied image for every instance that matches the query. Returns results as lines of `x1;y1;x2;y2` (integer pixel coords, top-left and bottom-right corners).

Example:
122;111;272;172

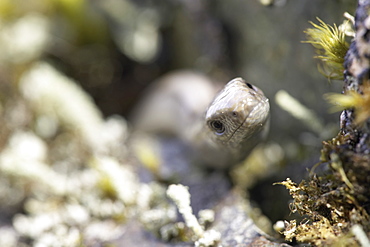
276;133;370;246
325;82;370;125
304;17;350;80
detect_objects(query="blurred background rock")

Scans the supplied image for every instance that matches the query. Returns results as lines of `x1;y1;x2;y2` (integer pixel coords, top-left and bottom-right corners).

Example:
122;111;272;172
0;0;357;245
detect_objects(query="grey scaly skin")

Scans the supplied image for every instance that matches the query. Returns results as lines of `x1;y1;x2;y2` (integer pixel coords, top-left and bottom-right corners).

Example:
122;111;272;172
189;77;270;169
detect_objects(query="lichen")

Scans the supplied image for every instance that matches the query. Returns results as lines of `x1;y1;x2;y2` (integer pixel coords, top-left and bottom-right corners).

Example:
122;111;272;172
0;60;145;246
166;184;221;246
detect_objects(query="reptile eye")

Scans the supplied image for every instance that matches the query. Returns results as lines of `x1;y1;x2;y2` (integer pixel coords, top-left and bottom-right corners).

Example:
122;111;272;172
231;111;238;117
245;82;255;90
209;120;225;134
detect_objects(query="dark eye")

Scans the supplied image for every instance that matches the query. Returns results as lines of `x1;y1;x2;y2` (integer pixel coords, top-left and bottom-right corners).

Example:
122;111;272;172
232;111;238;117
246;82;255;90
209;120;225;134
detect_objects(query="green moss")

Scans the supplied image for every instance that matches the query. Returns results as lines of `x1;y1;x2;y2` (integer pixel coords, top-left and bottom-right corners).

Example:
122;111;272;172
304;18;350;80
325;83;370;125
